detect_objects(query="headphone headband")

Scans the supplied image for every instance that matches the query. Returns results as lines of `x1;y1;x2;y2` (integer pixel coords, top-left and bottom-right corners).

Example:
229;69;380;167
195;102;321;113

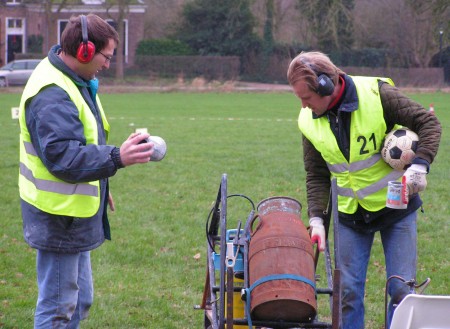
76;14;95;63
81;15;88;57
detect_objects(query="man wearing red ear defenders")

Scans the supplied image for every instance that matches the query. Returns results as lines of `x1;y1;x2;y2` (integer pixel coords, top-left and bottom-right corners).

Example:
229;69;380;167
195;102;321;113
19;14;154;328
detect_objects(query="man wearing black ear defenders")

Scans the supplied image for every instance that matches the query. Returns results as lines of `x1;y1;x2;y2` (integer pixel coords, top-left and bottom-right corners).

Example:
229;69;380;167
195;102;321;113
19;14;155;328
287;51;441;329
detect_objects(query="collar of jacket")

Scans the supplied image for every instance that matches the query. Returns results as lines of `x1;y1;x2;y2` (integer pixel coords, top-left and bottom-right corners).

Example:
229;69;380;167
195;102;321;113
48;45;89;89
313;74;359;119
48;45;98;109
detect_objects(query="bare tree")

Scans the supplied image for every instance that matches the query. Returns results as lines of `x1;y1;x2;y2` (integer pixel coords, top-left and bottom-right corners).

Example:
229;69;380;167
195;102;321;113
251;0;314;47
354;0;448;67
295;0;355;51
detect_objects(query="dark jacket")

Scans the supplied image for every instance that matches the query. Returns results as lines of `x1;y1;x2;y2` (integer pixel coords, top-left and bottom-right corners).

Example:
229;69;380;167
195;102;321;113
302;75;442;231
21;45;120;253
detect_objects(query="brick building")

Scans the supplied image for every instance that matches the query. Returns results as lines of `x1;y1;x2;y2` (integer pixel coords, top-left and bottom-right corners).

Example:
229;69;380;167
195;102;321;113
0;0;147;67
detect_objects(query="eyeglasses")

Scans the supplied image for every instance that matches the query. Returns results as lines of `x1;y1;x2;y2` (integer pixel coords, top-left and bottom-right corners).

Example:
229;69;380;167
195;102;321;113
98;51;112;63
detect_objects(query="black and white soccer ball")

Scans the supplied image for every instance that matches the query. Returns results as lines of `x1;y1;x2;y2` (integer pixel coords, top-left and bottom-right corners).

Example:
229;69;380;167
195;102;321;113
381;128;419;171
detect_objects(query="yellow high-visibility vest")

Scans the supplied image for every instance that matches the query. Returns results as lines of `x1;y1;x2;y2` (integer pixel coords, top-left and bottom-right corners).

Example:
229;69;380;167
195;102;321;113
19;58;110;217
298;76;402;214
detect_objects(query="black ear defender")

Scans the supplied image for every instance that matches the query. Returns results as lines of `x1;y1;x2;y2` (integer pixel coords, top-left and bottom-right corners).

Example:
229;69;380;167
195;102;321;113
76;15;96;63
302;60;335;96
316;73;335;96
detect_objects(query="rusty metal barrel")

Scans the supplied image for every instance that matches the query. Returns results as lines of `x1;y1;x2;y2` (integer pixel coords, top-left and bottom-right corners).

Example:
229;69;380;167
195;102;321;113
248;197;317;322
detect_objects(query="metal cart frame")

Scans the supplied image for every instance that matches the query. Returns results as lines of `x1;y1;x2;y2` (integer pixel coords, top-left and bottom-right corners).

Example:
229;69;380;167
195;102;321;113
199;174;342;329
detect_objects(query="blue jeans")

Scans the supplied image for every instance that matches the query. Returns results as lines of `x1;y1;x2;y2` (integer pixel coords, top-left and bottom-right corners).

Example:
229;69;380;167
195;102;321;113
34;250;93;329
338;212;417;329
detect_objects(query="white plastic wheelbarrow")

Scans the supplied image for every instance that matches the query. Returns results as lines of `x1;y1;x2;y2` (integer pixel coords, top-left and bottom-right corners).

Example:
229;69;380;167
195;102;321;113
390;294;450;329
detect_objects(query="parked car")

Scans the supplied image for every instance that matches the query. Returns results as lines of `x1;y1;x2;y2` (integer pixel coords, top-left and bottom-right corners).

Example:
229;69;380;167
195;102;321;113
0;59;41;87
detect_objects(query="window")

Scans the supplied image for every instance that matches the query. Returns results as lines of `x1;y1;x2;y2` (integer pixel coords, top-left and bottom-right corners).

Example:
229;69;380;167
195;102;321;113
28;61;40;69
8;19;23;29
13;62;26;70
59;20;69;41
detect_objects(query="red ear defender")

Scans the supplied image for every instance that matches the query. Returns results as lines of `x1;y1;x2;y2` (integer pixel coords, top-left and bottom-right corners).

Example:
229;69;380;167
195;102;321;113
76;41;95;63
76;15;96;63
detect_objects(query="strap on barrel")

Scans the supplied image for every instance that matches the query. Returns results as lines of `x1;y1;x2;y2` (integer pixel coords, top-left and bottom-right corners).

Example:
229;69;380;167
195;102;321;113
243;274;316;328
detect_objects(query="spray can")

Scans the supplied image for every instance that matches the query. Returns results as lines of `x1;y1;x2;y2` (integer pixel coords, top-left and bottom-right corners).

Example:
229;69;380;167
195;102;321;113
386;180;408;209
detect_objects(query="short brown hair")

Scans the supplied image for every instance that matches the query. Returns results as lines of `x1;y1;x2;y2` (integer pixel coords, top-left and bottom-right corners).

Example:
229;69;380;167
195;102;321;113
287;51;345;91
61;14;120;57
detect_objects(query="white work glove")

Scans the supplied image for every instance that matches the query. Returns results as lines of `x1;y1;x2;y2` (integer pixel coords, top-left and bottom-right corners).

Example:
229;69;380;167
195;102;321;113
309;217;326;252
403;164;427;195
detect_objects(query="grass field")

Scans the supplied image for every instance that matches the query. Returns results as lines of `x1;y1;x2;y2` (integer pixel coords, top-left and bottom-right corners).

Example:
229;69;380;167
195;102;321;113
0;88;448;329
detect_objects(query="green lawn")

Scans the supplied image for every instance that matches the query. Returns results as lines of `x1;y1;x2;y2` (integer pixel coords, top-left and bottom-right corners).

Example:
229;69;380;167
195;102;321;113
0;89;448;328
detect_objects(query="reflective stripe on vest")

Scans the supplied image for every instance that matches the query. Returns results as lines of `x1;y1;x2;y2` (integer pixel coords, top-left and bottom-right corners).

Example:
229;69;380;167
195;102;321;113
18;58;108;217
298;76;398;214
20;143;98;197
20;163;98;197
328;153;403;198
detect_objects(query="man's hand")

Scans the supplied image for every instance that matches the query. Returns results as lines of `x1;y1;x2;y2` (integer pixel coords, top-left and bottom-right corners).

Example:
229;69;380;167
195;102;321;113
309;217;326;252
403;164;427;195
119;133;153;167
